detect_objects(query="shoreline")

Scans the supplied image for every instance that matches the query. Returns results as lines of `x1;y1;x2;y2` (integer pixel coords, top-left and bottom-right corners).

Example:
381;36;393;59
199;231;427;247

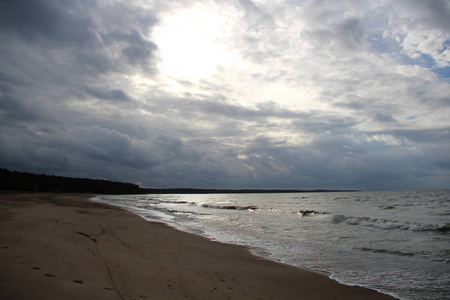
0;193;396;299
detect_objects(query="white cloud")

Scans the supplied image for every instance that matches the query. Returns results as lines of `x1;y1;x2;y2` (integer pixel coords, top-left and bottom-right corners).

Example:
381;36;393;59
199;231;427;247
381;0;450;68
366;134;412;147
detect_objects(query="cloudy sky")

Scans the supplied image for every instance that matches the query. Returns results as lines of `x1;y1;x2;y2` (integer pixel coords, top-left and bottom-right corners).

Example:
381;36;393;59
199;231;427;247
1;0;449;190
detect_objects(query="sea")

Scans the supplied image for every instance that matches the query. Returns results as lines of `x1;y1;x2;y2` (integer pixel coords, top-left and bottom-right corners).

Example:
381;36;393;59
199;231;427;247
91;190;450;300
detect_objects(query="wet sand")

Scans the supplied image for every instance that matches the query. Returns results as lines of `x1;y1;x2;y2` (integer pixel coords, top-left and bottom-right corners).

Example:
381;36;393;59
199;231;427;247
0;193;395;299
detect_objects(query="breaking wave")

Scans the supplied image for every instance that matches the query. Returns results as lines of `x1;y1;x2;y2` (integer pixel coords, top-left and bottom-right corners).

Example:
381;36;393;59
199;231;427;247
359;247;416;257
331;214;450;233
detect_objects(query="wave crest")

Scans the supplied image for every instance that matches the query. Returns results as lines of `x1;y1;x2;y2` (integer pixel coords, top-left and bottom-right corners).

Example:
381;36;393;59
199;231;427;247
331;215;449;233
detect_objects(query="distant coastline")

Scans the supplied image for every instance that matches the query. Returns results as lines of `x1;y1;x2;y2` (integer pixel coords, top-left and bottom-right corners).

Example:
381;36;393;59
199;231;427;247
0;168;357;194
141;188;359;194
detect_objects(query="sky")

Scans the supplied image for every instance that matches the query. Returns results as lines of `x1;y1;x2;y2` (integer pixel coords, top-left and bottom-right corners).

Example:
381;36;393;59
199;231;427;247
0;0;449;191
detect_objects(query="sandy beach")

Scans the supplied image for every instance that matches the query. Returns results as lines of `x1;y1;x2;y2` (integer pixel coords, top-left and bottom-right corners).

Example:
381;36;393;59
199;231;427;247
0;193;395;299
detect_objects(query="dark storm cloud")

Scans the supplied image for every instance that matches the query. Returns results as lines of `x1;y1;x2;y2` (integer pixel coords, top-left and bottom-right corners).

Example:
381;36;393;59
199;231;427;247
0;123;162;180
84;86;131;102
103;29;158;70
0;0;158;77
0;0;97;46
71;126;161;169
0;0;161;180
0;1;159;100
373;113;397;123
0;93;38;122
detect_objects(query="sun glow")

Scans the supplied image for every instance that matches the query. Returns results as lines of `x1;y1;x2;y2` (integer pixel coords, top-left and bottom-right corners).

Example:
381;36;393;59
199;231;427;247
153;3;238;80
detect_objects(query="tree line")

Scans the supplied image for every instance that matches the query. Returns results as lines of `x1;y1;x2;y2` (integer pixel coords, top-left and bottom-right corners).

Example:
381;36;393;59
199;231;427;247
0;168;142;194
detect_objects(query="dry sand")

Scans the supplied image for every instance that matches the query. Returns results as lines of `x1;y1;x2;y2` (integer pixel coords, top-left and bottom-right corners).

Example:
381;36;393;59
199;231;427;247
0;193;395;299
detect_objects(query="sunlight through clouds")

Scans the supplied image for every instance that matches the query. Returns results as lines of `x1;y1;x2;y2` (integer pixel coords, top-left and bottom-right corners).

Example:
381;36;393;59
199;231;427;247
152;2;239;80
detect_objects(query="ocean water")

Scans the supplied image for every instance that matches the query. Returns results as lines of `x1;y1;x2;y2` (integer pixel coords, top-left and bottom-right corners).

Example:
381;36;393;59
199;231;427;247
91;190;450;300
